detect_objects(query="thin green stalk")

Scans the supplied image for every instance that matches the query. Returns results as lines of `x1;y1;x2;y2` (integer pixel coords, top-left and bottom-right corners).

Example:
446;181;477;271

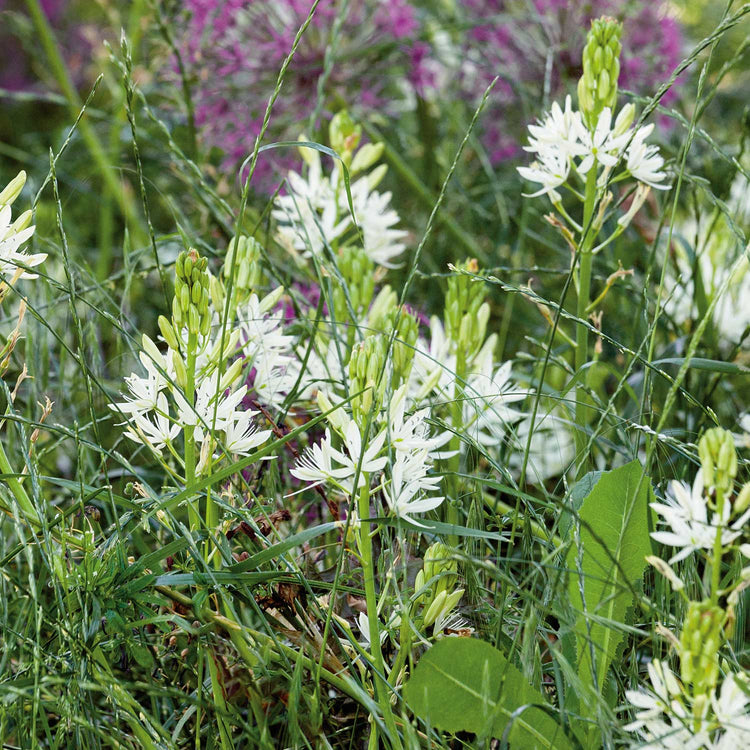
710;487;726;606
357;482;403;750
574;167;598;476
0;436;36;522
184;332;200;531
446;354;467;547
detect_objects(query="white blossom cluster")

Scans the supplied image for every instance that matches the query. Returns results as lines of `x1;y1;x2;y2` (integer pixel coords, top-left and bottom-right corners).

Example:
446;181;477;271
625;660;750;749
662;170;750;350
273;146;407;267
518;96;669;203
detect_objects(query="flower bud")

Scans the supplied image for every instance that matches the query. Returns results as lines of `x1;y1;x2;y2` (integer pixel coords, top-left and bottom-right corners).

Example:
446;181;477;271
10;209;33;234
350;142;384;175
0;171;26;207
158;315;180;351
699;427;737;494
173;353;187;389
423;589;447;628
329;110;361;161
734;483;750;515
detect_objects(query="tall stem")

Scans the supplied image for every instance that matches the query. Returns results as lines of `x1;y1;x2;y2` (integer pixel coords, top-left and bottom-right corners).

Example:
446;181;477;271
709;487;726;606
574;168;599;477
446;354;466;547
184;332;200;531
0;437;37;522
357;482;402;749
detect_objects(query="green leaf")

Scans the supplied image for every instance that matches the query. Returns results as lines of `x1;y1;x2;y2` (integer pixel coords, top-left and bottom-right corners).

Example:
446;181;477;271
565;460;652;709
404;638;574;749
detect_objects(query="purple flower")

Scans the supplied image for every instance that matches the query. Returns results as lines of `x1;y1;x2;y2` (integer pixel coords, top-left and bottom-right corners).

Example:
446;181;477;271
170;0;423;193
457;0;685;164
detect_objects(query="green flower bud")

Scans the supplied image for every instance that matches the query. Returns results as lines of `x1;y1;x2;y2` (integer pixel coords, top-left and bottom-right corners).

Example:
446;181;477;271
350;142;384;175
0;171;26;207
221;358;244;391
183;254;194;280
329;110;361;160
180;285;191;314
172;296;183;327
188;305;200;335
11;209;33;234
158;315;180;351
734;483;750;515
348;335;387;424
175;251;185;280
423;589;447;628
699;427;737;494
173;353;187;389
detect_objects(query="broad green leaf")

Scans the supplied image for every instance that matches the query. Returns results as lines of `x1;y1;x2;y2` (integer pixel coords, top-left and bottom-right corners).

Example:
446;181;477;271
565;460;652;708
404;638;574;749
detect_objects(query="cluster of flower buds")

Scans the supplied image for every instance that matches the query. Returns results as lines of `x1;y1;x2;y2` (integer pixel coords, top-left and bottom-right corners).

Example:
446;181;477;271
445;259;490;360
221;235;262;309
577;16;623;129
388;308;418;390
332;244;375;339
171;249;211;337
329;110;362;168
348;334;387;423
699;427;738;496
414;542;464;630
679;599;726;714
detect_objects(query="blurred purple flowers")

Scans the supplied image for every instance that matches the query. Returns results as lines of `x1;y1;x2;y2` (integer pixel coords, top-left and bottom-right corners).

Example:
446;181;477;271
173;0;683;184
459;0;684;163
177;0;421;191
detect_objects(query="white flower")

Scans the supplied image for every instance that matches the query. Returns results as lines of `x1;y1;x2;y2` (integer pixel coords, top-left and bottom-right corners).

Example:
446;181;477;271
121;392;181;456
0;204;44;281
408;316;456;403
111;350;174;417
525;95;587;162
346;177;407;267
712;674;750;743
388;386;451;455
463;345;526;447
509;410;576;483
577;107;630;174
661;213;750;350
222;409;271;456
627;123;669;190
356;611;388;649
273;163;349;257
332;421;388;487
623;660;709;749
650;471;743;564
290;428;353;489
238;292;294;364
735;413;750;450
382;449;444;525
517;146;570;201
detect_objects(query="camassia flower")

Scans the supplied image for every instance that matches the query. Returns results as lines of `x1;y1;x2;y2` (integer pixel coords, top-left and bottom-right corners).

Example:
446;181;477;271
518;99;669;206
0;171;45;285
650;470;750;563
291;423;387;494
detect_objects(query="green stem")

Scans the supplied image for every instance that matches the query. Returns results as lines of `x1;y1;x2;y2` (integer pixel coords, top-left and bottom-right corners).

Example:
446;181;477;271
446;354;467;547
357;482;403;749
710;487;726;606
574;168;599;477
184;332;200;531
0;437;37;522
